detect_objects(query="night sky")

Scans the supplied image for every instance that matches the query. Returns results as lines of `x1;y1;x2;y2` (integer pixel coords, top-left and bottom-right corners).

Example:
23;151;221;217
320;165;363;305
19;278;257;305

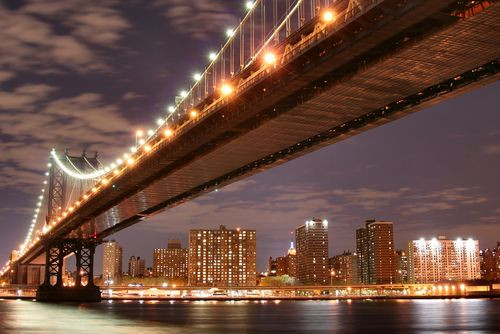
0;0;499;273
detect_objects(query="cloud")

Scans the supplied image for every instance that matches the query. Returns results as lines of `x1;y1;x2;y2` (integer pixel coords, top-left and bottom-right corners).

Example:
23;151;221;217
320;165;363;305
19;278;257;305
122;92;144;101
153;0;238;39
0;88;134;192
0;0;130;74
483;144;500;155
0;70;15;84
400;202;454;214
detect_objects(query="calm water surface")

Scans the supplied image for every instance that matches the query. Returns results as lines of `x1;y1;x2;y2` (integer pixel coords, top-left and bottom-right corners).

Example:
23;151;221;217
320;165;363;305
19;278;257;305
0;298;498;333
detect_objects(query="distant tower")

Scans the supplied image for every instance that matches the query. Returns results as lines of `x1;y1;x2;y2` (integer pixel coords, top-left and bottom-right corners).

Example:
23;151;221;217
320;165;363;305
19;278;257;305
286;242;297;277
296;218;329;285
102;240;122;283
356;220;395;284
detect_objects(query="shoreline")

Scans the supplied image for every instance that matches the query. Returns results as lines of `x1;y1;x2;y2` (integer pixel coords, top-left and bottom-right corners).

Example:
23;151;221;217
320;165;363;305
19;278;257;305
2;294;499;302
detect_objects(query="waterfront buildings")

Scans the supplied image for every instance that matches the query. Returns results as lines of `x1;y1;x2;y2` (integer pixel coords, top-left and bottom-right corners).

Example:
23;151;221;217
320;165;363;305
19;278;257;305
128;256;146;277
102;240;123;283
394;250;409;283
268;242;297;278
153;240;188;282
479;242;499;280
329;251;358;284
296;218;329;285
408;236;481;283
188;225;256;287
356;220;395;284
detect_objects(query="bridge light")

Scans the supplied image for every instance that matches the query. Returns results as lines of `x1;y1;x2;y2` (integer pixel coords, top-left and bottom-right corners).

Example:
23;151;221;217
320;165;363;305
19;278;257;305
101;179;109;185
136;129;144;137
193;73;202;81
113;169;119;175
144;145;152;152
164;129;173;137
190;110;198;118
147;129;155;136
91;187;98;193
220;83;233;96
264;52;276;65
156;118;164;126
180;90;188;98
127;158;135;165
116;158;123;165
323;11;335;23
245;1;254;10
138;139;145;145
226;28;235;38
167;105;175;113
130;146;138;153
208;52;217;61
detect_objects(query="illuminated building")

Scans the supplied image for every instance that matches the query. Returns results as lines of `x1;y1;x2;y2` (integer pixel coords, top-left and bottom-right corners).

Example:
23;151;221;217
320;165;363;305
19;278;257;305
329;251;358;284
153;240;188;282
394;250;409;283
356;220;395;284
128;256;146;277
268;242;297;277
409;236;481;283
102;240;122;282
479;242;498;280
188;225;256;287
287;242;297;277
296;218;329;285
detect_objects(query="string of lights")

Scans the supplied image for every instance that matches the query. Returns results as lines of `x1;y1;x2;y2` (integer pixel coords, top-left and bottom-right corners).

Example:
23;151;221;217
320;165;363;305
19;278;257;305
2;0;344;277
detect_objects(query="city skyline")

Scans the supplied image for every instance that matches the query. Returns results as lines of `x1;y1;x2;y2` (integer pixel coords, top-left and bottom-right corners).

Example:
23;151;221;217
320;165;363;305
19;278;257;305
0;0;499;274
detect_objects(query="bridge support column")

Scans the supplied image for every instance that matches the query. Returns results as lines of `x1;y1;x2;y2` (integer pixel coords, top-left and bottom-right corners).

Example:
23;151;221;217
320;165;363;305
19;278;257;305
36;239;101;302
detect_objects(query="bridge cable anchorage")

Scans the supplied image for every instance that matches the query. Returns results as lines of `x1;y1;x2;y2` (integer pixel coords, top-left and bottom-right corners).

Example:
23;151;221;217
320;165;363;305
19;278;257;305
50;149;108;180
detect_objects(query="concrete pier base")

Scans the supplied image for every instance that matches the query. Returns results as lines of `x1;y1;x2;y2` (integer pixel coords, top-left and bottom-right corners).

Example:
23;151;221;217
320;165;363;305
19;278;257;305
36;285;101;302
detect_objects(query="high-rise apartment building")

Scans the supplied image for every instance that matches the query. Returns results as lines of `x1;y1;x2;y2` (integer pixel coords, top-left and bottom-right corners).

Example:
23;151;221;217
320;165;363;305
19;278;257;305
102;240;122;282
394;250;409;283
188;226;256;287
296;218;329;285
153;240;188;281
408;236;481;283
479;242;499;280
356;220;395;284
128;256;146;277
329;251;358;284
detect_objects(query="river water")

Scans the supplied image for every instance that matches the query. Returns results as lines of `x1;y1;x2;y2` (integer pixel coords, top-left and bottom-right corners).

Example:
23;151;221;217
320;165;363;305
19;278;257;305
0;298;498;333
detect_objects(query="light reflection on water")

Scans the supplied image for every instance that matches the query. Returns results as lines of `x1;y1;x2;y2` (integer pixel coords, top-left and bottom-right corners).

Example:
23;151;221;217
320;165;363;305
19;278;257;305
0;299;498;333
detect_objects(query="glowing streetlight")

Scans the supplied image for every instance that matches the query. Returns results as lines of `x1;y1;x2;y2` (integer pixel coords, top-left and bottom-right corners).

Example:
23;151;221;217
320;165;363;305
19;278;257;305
180;90;188;98
190;110;198;118
323;11;335;23
226;28;235;38
164;129;173;137
245;1;254;10
167;105;175;113
208;52;217;61
193;73;202;81
220;83;233;96
264;52;277;65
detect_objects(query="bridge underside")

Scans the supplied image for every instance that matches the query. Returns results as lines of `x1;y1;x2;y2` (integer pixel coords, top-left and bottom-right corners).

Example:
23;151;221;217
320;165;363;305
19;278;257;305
85;1;499;239
14;0;499;266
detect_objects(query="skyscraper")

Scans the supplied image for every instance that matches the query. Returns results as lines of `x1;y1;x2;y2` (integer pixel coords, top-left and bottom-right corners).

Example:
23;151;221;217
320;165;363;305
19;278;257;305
102;240;122;283
188;225;256;287
153;240;188;282
296;218;329;285
394;250;409;283
409;236;481;283
286;242;297;278
356;220;395;284
128;256;146;277
479;242;499;280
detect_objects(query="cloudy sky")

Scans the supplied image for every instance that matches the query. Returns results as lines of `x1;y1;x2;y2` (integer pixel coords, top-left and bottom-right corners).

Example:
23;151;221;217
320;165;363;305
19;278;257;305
0;0;499;272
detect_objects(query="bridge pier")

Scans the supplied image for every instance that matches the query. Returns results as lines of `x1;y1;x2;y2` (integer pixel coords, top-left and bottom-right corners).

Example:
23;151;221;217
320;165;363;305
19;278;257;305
36;239;101;302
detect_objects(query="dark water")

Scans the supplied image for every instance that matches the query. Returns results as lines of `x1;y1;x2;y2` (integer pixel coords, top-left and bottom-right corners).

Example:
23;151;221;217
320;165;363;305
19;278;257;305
0;298;499;333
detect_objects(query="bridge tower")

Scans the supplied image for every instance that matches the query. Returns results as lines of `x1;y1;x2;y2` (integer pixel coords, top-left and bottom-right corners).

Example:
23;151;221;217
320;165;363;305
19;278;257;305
36;151;101;302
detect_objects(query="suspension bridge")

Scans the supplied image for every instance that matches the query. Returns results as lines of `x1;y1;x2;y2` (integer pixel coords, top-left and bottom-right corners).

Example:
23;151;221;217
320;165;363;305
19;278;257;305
1;0;499;301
